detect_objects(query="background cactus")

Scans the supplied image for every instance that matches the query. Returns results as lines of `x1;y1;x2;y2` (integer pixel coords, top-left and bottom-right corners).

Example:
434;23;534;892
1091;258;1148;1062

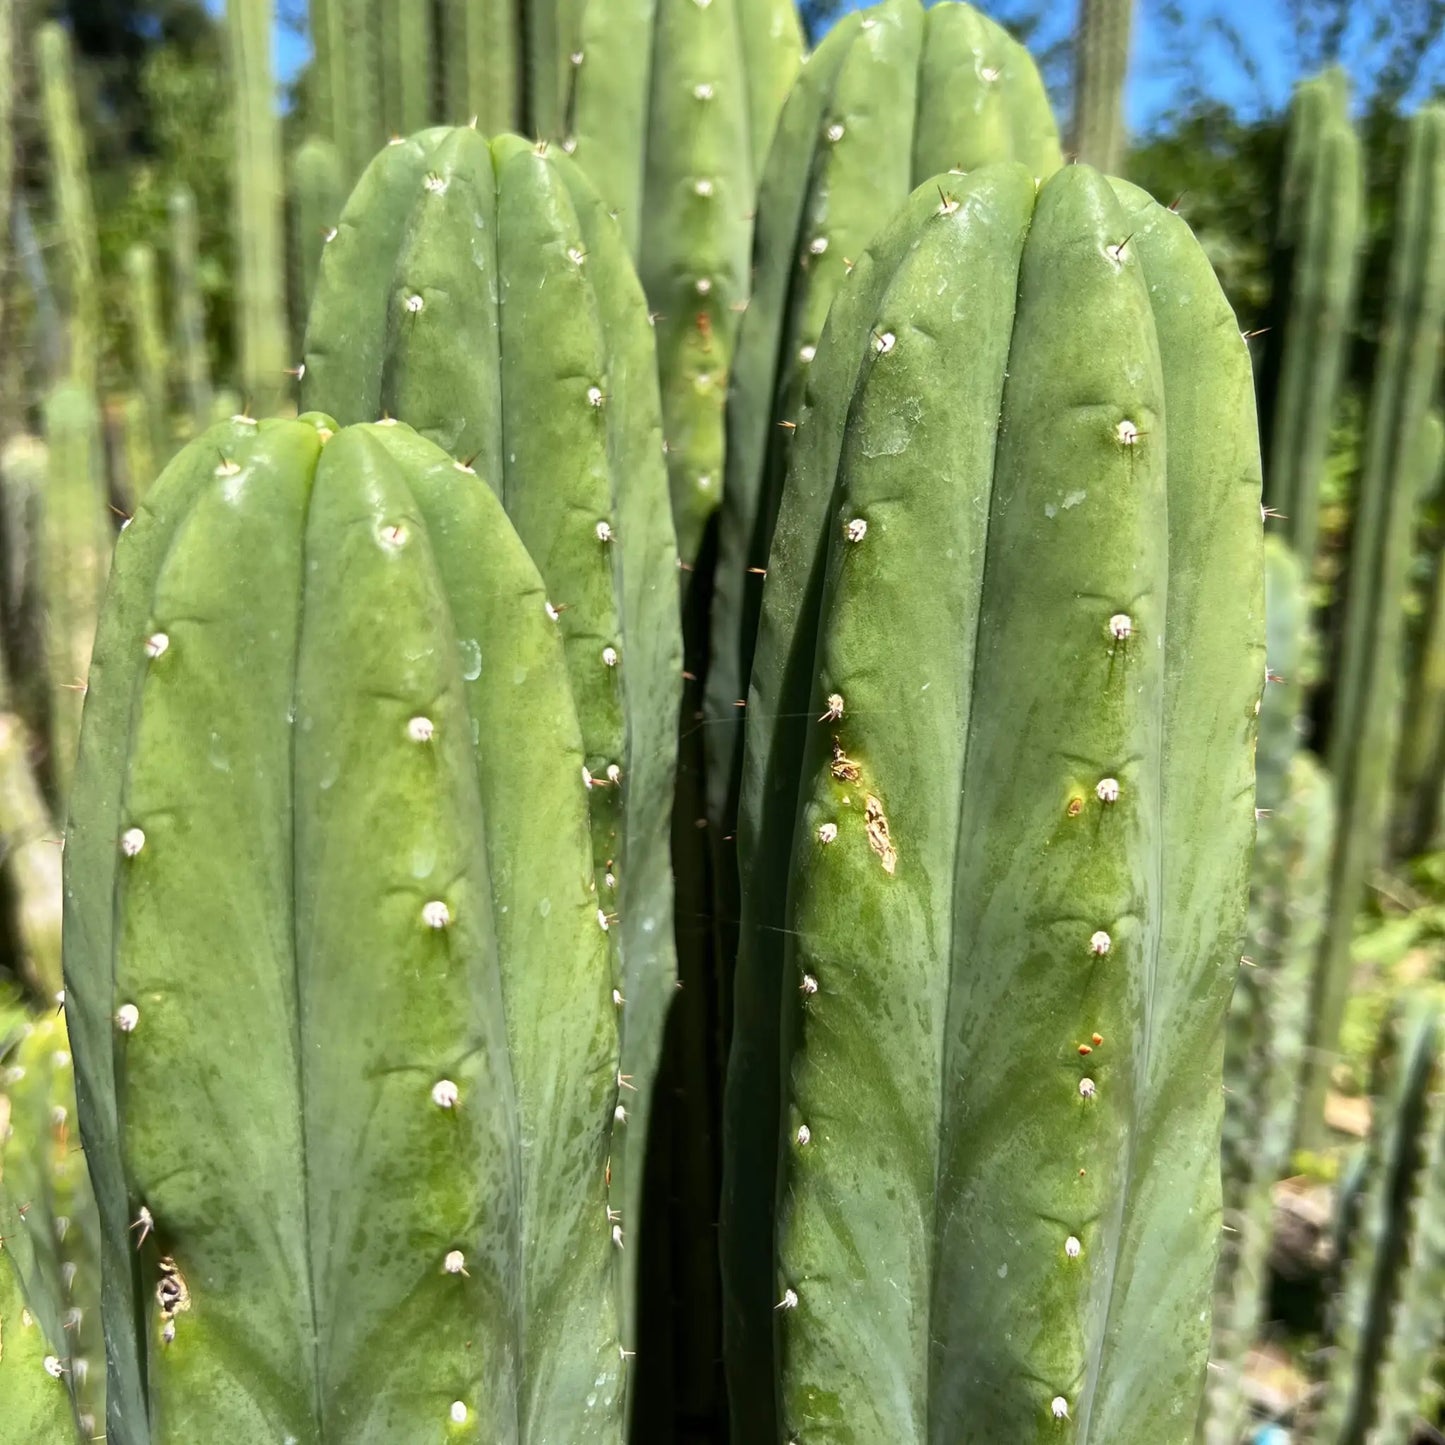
300;129;682;1376
1072;0;1134;171
724;161;1263;1442
39;383;110;802
0;1006;103;1440
165;187;212;439
287;137;345;352
565;0;804;564
63;414;647;1441
122;246;170;486
710;0;1063;839
1305;105;1445;1144
1311;998;1443;1443
1259;69;1364;570
227;0;287;410
35;22;101;395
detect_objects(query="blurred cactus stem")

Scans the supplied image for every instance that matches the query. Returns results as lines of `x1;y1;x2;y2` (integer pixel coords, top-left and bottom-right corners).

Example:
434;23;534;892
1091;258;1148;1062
1073;0;1133;172
168;186;213;436
288;137;345;351
36;22;102;395
228;0;288;410
124;245;171;483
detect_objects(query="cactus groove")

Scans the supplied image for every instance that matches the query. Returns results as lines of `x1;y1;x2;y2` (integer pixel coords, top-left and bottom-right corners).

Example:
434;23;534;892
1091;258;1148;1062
724;163;1264;1443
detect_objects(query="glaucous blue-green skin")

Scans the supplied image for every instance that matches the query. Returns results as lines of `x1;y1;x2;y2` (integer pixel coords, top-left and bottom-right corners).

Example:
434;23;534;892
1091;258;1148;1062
63;418;626;1442
727;164;1263;1443
710;0;1062;831
566;0;804;562
302;131;682;1358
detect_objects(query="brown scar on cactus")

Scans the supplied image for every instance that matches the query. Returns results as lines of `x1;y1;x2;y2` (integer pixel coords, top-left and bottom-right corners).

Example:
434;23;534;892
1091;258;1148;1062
156;1256;190;1344
864;795;896;874
830;739;860;782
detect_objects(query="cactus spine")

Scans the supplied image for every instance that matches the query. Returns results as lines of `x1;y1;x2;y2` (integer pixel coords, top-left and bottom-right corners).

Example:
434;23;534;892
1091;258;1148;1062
1263;70;1364;567
301;129;682;1365
167;186;212;436
566;0;805;563
35;22;101;395
711;0;1063;836
229;0;288;409
1073;0;1134;172
724;164;1263;1442
123;245;171;483
1307;109;1445;1144
39;384;110;801
65;415;640;1440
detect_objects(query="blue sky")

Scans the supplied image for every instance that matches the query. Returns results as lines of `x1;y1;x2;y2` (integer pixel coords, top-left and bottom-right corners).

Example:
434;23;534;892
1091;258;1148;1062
212;1;1422;136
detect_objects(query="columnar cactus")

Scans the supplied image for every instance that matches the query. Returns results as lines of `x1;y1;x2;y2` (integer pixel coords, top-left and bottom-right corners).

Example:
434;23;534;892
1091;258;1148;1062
1;1008;103;1439
63;415;652;1441
288;137;345;348
1397;421;1445;854
1261;69;1364;569
1072;0;1133;172
1313;999;1444;1444
1307;108;1445;1142
35;22;101;395
379;0;433;138
710;0;1062;832
123;245;171;485
228;0;288;409
723;163;1264;1442
40;383;111;800
301;131;682;1364
167;187;213;437
565;0;805;562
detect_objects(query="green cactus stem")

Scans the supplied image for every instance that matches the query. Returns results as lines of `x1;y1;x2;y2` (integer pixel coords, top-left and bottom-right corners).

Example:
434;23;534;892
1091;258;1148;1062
64;415;645;1441
1261;68;1363;568
123;245;171;482
1;1009;103;1439
228;0;288;410
301;135;682;1377
566;0;804;563
1306;108;1445;1144
288;138;345;352
39;383;111;802
35;23;101;395
724;162;1264;1443
710;0;1063;840
1073;0;1134;172
1313;999;1443;1445
379;0;432;138
167;187;212;438
1202;751;1333;1445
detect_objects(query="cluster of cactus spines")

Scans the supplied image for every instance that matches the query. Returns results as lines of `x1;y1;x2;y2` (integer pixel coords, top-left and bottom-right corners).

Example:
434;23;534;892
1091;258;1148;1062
40;383;110;802
1;1008;104;1439
288;137;345;352
1306;108;1445;1145
710;0;1063;835
723;162;1263;1442
1262;69;1364;568
166;187;212;438
228;0;287;411
123;245;171;491
1313;999;1443;1444
301;130;683;1363
63;414;644;1439
1072;0;1134;171
35;22;101;395
565;0;805;563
